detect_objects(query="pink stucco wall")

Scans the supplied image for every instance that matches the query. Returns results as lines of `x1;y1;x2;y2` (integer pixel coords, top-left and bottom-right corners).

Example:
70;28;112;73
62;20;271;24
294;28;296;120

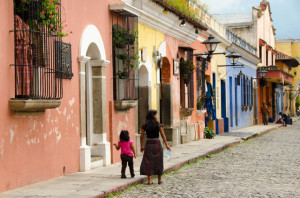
0;0;137;192
164;34;207;137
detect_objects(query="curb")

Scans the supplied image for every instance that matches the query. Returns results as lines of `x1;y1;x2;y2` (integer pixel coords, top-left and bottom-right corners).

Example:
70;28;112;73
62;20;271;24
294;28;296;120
241;125;282;141
95;140;242;198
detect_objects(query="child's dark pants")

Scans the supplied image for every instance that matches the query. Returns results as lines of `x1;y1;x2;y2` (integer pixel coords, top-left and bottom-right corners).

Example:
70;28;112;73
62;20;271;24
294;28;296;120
121;154;134;177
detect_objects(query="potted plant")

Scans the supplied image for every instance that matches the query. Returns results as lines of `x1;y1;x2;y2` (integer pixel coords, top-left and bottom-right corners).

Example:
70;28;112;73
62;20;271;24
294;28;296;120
113;28;138;48
125;29;138;45
180;60;196;84
204;127;215;139
197;95;205;110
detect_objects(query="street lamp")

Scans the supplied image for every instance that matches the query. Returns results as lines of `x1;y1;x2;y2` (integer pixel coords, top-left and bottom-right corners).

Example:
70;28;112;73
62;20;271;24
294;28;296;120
202;35;221;54
258;69;268;78
218;52;244;67
226;52;241;65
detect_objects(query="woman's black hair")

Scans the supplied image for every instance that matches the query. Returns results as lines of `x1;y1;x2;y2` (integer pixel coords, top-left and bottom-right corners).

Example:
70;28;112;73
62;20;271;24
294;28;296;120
120;130;130;142
144;109;160;132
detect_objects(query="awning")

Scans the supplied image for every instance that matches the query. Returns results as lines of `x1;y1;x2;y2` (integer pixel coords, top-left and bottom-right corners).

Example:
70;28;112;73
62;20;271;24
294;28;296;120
276;50;299;67
261;66;294;84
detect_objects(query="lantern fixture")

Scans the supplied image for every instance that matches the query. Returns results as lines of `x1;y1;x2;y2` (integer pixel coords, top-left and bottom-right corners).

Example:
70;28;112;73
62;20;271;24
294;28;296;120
163;8;168;15
226;52;241;65
258;69;268;78
202;34;221;54
179;19;186;27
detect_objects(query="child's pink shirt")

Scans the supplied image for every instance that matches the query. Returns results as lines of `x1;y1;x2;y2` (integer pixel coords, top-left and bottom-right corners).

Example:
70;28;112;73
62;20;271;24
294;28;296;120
118;140;134;157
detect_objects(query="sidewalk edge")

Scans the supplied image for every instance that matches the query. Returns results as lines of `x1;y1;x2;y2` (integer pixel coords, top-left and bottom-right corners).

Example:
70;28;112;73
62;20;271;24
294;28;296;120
95;140;241;198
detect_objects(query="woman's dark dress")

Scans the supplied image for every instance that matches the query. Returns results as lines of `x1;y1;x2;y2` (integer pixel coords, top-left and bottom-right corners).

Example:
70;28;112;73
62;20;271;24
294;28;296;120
140;123;164;176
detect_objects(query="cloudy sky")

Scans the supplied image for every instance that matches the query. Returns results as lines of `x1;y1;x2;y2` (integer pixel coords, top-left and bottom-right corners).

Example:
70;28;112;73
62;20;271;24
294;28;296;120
200;0;300;39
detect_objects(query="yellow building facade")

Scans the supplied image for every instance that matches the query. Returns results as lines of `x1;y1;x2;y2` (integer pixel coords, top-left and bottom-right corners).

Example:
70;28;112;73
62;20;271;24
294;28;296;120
138;24;164;110
276;39;300;116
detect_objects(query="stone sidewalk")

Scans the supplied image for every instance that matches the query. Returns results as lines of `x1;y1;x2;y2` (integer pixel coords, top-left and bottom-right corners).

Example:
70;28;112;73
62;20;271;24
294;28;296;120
1;119;298;198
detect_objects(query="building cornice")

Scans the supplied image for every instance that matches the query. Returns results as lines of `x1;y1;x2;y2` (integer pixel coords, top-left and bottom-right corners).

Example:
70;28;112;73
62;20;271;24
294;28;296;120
110;2;142;17
228;43;260;66
138;0;201;44
276;39;300;43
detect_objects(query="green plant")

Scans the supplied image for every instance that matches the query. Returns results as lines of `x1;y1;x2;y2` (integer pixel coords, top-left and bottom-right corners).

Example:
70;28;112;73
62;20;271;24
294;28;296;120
197;95;205;110
15;0;68;37
165;0;207;25
204;127;215;139
113;28;138;48
116;70;129;79
180;60;195;84
116;49;139;71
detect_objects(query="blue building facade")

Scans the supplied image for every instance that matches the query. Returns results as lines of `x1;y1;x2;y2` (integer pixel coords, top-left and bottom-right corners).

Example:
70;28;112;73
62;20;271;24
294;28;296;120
226;55;257;131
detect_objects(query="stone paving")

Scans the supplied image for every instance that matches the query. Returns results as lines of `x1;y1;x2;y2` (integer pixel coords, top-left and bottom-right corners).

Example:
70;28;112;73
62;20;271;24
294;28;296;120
115;122;300;198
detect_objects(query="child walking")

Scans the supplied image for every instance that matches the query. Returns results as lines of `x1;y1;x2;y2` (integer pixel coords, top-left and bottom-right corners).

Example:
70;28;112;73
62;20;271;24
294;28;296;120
113;130;136;178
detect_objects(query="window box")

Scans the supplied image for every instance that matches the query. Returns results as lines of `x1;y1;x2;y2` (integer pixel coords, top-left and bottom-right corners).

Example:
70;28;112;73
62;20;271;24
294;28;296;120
114;100;137;112
180;108;194;118
9;99;61;112
197;109;206;116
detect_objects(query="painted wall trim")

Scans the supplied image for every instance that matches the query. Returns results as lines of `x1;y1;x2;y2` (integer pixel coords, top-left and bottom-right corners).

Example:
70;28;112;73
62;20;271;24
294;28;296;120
138;0;199;44
79;25;107;61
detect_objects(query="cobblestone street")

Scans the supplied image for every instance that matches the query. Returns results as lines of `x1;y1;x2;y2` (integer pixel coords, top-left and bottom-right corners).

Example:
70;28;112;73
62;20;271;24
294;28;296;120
115;121;300;198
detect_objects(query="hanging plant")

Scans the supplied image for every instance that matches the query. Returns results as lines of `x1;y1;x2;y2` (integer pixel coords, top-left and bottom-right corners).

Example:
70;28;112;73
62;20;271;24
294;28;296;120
197;95;205;110
116;49;139;71
116;71;129;79
15;0;69;37
180;60;196;84
113;28;138;48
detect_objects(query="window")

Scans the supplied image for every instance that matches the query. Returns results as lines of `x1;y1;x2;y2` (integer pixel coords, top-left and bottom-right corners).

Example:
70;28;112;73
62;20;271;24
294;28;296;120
180;51;194;109
13;0;70;99
241;77;244;106
271;54;274;65
249;79;252;106
112;14;138;101
259;46;262;60
266;50;269;66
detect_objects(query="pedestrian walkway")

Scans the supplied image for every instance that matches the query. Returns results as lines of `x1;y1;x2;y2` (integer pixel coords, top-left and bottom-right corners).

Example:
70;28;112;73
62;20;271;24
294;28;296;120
1;119;298;198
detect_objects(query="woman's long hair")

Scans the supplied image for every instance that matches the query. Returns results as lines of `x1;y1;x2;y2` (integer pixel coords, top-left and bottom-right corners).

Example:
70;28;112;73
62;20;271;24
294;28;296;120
144;109;160;132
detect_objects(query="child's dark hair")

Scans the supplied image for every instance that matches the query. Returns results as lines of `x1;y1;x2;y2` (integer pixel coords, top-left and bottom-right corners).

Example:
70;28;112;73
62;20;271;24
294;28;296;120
120;130;130;142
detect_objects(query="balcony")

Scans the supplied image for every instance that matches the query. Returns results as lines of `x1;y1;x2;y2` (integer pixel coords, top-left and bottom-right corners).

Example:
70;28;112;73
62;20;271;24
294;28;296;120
262;66;294;84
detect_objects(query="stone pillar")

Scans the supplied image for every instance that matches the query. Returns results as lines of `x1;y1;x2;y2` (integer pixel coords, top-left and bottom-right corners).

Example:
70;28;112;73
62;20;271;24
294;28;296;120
90;60;111;166
78;56;91;172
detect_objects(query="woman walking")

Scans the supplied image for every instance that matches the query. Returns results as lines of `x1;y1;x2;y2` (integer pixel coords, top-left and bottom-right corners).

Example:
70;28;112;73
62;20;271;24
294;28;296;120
140;110;171;185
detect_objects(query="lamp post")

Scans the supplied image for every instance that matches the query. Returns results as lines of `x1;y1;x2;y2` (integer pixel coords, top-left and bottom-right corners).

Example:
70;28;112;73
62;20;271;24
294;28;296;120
193;35;224;98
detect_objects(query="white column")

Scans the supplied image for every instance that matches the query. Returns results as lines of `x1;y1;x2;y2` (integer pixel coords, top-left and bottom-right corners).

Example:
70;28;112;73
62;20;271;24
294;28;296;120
78;56;91;172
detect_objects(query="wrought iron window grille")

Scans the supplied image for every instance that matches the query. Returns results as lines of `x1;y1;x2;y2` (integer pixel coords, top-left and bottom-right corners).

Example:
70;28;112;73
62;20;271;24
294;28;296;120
12;0;71;100
112;13;139;101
